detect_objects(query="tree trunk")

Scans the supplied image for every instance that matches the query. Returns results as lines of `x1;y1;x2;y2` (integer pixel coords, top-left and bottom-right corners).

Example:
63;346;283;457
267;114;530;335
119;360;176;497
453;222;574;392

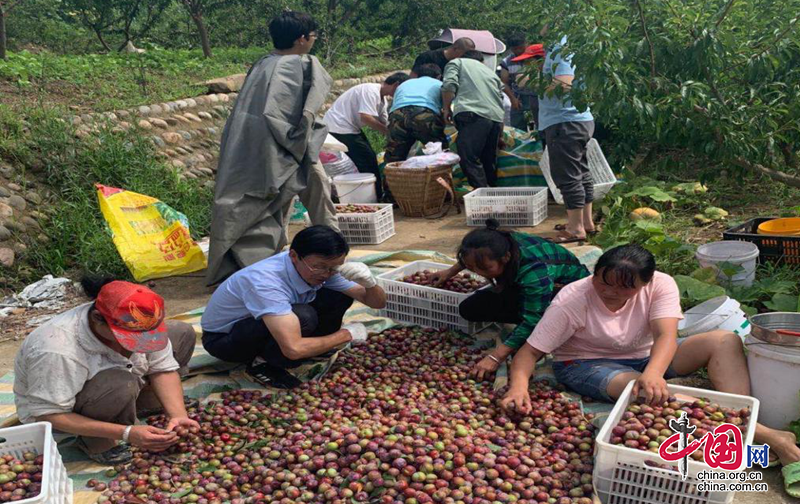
0;5;8;60
94;27;111;52
732;158;800;189
118;30;131;52
191;13;212;58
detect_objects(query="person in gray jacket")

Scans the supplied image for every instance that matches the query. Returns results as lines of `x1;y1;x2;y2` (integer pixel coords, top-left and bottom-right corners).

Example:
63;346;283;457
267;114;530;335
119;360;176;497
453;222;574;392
206;11;336;285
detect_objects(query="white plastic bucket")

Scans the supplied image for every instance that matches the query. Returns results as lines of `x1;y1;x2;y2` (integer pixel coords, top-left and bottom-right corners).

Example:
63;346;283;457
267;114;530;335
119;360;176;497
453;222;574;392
678;296;751;339
745;335;800;429
333;173;377;204
695;241;759;287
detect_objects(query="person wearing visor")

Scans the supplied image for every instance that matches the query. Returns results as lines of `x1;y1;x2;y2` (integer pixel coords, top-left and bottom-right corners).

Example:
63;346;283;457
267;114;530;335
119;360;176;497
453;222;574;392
13;278;198;464
501;43;545;131
201;225;386;389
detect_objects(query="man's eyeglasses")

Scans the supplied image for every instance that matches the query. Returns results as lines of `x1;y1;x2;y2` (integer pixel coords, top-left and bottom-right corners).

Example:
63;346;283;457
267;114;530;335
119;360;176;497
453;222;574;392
301;257;338;275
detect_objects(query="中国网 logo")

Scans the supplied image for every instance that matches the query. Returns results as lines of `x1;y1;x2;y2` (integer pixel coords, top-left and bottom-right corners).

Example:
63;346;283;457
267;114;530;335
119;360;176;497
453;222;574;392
658;411;769;481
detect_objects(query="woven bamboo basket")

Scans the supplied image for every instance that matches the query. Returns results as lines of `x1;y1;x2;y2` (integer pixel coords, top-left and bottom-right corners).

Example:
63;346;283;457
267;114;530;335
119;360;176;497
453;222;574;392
384;162;457;218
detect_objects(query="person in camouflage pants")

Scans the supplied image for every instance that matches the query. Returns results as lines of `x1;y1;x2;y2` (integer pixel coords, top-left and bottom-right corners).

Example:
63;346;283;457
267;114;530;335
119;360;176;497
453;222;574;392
384;107;448;162
384;64;448;164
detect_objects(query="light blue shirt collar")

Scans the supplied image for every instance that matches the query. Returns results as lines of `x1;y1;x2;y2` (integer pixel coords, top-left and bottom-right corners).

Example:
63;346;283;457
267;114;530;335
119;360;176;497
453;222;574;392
283;251;318;295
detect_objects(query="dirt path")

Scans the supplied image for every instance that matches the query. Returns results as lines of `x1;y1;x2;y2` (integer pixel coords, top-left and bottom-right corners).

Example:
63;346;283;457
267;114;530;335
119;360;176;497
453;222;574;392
135;206;572;318
0;206;569;373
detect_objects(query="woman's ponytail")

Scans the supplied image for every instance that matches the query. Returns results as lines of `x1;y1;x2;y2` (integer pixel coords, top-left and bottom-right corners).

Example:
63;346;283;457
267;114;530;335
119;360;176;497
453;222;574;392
457;220;520;291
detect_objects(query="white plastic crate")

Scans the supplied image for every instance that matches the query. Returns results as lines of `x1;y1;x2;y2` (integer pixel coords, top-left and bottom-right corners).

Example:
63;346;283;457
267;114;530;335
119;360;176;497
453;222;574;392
62;479;73;504
0;422;68;504
376;260;489;334
594;381;759;504
464;187;548;227
336;204;395;245
540;138;617;204
47;439;68;504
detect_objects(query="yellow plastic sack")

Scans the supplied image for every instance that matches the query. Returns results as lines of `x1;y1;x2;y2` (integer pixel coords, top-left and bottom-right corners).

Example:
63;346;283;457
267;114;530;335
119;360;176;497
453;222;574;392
96;184;207;281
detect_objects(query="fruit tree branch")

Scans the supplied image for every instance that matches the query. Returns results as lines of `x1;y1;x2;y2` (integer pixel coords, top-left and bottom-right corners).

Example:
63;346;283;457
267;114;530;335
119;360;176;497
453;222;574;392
726;16;799;72
2;1;23;13
715;0;737;28
692;103;800;187
633;0;657;83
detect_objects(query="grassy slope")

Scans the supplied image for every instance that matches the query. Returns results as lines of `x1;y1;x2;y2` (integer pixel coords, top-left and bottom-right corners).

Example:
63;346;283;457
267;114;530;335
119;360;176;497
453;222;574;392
0;107;213;285
0;47;411;112
0;48;409;288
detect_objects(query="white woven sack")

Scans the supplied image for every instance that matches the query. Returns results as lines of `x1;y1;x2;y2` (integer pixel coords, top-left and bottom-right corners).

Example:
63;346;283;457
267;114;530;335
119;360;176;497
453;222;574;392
321;151;358;178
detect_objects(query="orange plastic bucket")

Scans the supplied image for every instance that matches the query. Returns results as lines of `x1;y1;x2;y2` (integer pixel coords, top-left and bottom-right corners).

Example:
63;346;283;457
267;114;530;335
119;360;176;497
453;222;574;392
757;217;800;236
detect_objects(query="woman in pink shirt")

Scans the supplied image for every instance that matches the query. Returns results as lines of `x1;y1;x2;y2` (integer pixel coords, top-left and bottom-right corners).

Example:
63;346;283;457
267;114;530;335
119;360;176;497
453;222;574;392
502;244;800;469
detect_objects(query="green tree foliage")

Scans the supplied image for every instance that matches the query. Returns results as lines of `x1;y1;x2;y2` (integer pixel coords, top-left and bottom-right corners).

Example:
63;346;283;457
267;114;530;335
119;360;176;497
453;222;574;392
5;0;547;61
60;0;172;51
5;0;94;54
529;0;800;187
6;0;800;191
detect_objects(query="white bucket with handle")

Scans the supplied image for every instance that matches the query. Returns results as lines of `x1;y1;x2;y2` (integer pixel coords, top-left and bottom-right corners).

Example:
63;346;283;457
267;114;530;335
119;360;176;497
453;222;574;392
333;173;377;204
695;241;759;287
678;296;751;340
745;335;800;429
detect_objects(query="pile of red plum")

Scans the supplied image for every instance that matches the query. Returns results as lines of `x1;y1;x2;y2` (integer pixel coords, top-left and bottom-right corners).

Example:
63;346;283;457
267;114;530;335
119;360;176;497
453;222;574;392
401;271;488;294
92;327;597;504
0;453;44;502
609;396;750;462
335;205;379;214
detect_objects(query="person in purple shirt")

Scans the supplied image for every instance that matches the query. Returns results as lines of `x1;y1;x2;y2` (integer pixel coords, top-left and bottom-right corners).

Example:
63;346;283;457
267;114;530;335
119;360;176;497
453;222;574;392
201;226;386;388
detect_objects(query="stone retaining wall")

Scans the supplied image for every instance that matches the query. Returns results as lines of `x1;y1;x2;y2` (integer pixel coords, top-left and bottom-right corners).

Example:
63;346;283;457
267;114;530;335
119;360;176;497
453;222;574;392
65;70;400;183
69;93;235;185
0;71;399;273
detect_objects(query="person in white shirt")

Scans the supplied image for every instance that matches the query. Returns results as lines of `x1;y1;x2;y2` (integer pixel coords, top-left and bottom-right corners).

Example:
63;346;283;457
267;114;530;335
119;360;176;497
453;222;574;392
14;278;197;464
323;73;409;200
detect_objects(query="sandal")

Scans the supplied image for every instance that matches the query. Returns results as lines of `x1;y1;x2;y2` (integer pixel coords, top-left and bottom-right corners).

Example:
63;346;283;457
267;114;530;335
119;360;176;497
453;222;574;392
548;231;586;244
554;224;599;237
782;461;800;498
246;362;302;389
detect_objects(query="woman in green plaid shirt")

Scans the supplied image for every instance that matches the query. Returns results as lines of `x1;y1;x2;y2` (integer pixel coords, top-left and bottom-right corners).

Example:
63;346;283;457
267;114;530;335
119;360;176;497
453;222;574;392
432;219;589;380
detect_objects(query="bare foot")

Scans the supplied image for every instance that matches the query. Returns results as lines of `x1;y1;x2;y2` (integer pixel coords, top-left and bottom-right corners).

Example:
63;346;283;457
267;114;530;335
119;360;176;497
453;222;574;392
766;429;800;466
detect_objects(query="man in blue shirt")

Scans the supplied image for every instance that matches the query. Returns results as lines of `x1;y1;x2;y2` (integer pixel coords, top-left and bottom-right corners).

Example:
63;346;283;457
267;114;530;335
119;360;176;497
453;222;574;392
201;226;386;388
539;37;596;243
384;64;447;164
